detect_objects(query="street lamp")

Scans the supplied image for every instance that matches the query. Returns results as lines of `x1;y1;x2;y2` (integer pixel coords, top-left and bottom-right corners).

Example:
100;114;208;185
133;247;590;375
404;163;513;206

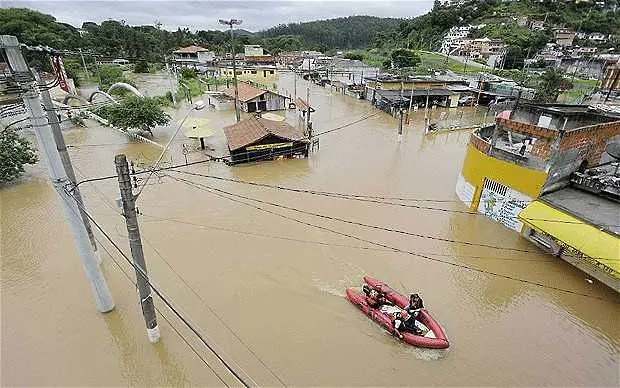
219;18;243;122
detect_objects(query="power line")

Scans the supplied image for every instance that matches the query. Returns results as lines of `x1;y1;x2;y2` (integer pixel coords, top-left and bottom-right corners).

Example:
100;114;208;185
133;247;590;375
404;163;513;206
140;234;288;387
139;212;557;263
168;171;539;254
93;235;230;387
171;170;613;226
168;175;604;300
64;185;256;388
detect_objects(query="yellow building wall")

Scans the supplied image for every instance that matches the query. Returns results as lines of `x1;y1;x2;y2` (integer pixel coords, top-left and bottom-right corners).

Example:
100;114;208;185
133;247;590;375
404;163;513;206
460;143;548;210
218;68;277;88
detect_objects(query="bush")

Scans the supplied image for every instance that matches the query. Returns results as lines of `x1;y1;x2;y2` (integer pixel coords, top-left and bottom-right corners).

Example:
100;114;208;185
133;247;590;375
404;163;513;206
97;96;170;135
343;52;364;61
390;49;420;68
179;67;197;79
134;60;149;73
0;127;38;183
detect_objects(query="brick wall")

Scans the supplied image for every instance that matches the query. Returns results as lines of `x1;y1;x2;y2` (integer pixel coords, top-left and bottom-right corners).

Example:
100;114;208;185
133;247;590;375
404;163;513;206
560;120;620;165
470;131;491;154
496;117;557;140
531;138;553;158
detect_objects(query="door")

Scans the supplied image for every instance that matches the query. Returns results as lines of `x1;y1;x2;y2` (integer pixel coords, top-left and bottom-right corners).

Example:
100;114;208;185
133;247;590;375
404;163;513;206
257;101;267;111
247;102;257;112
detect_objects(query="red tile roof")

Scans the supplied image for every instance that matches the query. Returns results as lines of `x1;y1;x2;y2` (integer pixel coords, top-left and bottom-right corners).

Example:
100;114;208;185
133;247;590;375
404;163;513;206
173;45;210;53
222;82;266;102
223;116;307;151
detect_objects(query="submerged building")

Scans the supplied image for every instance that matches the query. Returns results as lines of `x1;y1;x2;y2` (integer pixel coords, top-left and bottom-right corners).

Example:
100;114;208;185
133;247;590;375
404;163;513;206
223;116;309;164
456;103;620;291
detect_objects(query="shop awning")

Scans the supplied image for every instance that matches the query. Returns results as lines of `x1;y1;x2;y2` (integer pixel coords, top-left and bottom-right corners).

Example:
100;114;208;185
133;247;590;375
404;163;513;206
518;201;620;277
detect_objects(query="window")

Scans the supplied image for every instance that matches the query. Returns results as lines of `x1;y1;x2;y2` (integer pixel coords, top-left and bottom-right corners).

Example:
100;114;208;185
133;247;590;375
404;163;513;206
236;71;242;75
251;70;257;74
269;70;274;74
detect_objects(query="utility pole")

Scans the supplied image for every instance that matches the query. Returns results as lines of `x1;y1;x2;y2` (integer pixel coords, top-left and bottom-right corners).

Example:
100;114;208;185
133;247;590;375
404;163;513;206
306;59;311;133
219;18;242;122
35;71;101;262
165;57;177;105
424;85;430;130
407;80;415;125
294;69;298;100
78;48;90;79
398;108;404;142
1;35;114;313
115;154;160;343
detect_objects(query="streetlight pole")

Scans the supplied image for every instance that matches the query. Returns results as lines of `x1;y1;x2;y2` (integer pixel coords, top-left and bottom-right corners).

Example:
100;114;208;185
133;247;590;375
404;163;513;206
219;18;242;122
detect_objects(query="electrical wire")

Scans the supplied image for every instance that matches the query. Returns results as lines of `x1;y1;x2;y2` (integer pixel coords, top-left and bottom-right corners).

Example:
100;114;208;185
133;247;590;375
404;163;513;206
64;186;256;388
171;170;615;226
92;236;230;387
139;212;557;263
74;164;288;386
140;235;288;387
168;171;539;254
135;107;194;199
74;158;213;187
168;175;605;300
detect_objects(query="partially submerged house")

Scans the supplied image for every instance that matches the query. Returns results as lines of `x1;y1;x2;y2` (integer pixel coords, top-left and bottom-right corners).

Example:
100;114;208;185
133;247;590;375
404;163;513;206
223;116;310;164
222;82;287;112
456;103;620;292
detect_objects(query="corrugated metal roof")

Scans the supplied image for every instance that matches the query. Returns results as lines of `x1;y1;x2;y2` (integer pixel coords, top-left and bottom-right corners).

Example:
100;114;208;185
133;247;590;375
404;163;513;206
223;116;307;151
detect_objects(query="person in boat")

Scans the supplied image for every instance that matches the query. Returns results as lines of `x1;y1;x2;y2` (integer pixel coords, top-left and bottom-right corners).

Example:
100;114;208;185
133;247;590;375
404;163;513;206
362;284;392;308
392;310;423;338
405;293;424;315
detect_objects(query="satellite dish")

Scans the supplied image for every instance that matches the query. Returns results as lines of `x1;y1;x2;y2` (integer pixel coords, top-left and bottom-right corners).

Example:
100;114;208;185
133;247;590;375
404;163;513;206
605;142;620;160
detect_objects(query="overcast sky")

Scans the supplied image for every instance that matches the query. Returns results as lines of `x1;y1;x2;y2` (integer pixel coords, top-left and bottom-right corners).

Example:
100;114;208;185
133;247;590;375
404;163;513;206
3;0;434;32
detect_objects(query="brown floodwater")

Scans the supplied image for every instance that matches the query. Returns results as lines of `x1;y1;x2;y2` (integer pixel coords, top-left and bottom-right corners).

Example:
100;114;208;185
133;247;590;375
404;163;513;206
1;71;619;386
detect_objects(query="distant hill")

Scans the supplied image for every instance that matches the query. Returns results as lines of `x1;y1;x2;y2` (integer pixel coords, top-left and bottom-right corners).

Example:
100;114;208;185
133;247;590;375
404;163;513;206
232;29;254;37
260;16;404;50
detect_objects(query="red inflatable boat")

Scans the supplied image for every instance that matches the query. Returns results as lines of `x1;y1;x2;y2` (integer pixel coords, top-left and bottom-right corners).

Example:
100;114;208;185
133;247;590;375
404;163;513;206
345;276;449;349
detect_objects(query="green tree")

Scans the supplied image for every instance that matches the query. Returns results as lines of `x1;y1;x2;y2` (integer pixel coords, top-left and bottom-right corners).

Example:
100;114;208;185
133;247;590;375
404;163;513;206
0;127;38;183
98;65;131;91
133;60;149;73
343;52;364;61
535;69;573;103
97;97;170;136
179;67;197;79
390;49;420;68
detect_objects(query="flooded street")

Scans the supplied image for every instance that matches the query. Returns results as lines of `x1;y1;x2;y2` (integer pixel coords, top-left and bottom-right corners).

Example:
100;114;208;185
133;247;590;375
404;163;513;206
2;71;619;386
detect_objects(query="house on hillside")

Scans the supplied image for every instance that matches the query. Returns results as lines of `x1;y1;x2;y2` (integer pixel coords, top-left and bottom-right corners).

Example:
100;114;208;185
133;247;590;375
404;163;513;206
172;45;215;69
223;116;309;164
222;82;287;112
554;28;576;47
244;45;264;57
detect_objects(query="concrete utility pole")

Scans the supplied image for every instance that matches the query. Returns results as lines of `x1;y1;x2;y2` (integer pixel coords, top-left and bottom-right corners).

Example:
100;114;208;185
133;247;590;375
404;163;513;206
115;154;160;343
165;57;177;105
78;48;90;79
35;72;100;261
219;18;242;122
294;66;298;100
398;108;404;142
1;35;114;313
306;60;311;134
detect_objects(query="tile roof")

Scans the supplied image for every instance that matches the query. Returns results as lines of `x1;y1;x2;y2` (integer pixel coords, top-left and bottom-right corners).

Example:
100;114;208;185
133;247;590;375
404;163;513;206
222;82;266;102
173;45;210;53
223;116;307;151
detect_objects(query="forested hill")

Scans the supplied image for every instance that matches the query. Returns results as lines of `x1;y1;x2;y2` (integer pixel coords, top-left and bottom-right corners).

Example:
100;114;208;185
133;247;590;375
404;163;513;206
260;16;404;50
